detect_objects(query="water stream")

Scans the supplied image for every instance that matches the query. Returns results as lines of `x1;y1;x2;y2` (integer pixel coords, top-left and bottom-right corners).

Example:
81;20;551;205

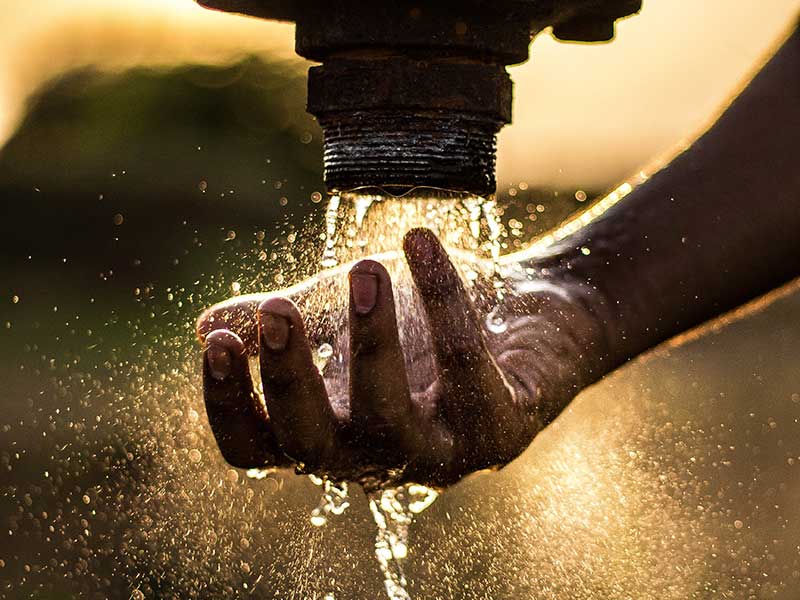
306;475;440;600
302;188;505;598
368;485;439;600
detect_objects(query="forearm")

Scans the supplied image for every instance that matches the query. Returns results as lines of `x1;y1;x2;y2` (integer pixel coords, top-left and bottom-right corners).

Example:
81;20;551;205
530;24;799;373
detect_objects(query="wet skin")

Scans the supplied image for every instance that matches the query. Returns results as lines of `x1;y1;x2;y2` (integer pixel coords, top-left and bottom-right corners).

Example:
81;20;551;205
198;25;799;489
199;228;605;489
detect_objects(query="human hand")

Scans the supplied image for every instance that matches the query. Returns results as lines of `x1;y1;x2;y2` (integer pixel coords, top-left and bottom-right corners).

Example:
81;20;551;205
197;228;606;489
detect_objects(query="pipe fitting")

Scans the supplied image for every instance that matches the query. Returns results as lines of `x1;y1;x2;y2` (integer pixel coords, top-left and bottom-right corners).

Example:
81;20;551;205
308;57;511;192
319;111;499;193
197;0;642;194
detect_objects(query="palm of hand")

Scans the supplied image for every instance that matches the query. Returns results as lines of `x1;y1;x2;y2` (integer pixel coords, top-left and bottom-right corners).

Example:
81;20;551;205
199;228;598;489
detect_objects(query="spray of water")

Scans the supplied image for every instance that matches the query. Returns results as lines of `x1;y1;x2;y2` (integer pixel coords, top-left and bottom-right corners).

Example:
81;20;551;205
3;182;800;598
300;188;505;599
309;476;350;528
368;485;439;600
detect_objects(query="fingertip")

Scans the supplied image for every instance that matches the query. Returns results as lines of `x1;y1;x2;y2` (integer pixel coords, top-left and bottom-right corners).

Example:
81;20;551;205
403;229;460;298
196;299;261;354
258;297;302;352
205;328;246;353
258;296;300;321
204;330;246;382
402;227;441;264
206;345;232;381
350;260;390;317
349;258;389;279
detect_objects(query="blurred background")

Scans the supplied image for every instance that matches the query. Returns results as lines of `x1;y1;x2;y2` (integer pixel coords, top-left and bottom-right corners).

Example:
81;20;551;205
0;1;799;598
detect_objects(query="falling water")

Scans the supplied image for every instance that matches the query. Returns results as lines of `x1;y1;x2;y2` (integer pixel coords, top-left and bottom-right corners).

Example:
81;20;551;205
300;188;506;599
308;476;350;528
318;188;506;273
368;485;439;600
304;477;440;600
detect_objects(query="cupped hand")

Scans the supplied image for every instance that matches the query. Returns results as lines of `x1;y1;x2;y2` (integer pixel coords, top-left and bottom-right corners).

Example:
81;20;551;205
196;228;606;489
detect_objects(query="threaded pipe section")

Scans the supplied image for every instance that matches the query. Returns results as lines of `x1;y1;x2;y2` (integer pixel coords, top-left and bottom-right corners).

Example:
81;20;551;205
319;112;500;195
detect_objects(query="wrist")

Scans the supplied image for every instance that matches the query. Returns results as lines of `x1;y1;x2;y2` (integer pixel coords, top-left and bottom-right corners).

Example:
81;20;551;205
493;259;616;426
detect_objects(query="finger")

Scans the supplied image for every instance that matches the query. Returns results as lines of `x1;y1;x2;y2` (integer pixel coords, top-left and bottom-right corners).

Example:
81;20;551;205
403;228;520;461
348;260;425;461
203;329;288;469
197;297;262;354
258;298;340;470
195;274;329;353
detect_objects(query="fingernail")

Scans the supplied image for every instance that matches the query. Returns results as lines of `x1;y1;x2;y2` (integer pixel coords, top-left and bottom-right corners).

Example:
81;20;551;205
261;313;290;351
351;273;378;315
207;344;231;380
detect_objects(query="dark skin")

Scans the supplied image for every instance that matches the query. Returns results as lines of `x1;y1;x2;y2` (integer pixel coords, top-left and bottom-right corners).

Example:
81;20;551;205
199;25;799;490
201;233;575;488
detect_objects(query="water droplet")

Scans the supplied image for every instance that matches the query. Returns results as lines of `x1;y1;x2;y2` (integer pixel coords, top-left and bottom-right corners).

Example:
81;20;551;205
188;449;202;463
246;468;269;480
486;308;507;334
310;509;327;528
406;484;439;514
734;519;744;529
320;256;338;268
317;343;333;359
309;479;350;527
82;494;91;505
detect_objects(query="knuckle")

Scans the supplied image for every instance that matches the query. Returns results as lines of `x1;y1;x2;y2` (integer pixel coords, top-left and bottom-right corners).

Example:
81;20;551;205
259;357;303;391
349;327;381;357
260;370;300;396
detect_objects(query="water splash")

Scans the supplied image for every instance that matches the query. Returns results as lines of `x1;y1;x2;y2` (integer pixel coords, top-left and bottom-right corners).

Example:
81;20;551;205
245;467;275;480
305;475;438;600
307;189;501;598
321;194;342;268
485;306;508;334
368;484;439;600
5;186;800;598
308;476;351;527
314;342;335;371
319;188;506;276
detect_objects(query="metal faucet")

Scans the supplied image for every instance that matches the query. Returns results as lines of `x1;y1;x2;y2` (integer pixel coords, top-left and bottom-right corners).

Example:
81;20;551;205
197;0;641;194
